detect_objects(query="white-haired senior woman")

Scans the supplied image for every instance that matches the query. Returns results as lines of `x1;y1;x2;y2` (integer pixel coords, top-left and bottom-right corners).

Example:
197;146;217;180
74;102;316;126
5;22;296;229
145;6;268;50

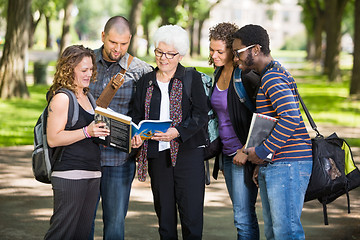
131;25;208;239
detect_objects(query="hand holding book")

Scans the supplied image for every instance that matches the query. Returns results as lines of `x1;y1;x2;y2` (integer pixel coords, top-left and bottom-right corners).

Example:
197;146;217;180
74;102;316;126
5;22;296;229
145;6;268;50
243;113;278;164
244;113;278;149
150;127;179;142
94;106;172;153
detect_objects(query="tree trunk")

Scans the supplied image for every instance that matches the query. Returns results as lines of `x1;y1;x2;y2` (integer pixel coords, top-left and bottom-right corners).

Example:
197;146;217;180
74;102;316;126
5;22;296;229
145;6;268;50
59;0;74;56
45;15;53;49
306;35;315;61
189;14;194;57
128;0;144;56
350;0;360;97
0;0;31;99
313;15;324;65
324;0;348;82
197;19;205;56
28;12;41;48
302;0;324;67
144;18;150;56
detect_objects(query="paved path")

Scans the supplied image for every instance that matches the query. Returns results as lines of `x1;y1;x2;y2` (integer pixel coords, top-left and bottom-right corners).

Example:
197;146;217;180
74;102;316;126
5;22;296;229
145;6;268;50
0;145;360;240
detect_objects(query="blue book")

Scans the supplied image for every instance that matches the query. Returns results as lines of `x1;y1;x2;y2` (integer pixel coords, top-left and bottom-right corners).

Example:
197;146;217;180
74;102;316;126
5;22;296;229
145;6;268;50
131;120;172;140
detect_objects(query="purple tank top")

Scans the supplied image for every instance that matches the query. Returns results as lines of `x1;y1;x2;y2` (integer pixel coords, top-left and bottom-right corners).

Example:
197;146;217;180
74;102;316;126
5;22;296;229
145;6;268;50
211;84;242;155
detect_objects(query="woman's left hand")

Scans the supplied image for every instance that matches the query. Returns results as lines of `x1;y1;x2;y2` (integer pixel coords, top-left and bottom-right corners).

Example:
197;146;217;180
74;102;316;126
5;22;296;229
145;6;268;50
151;127;179;142
131;135;143;148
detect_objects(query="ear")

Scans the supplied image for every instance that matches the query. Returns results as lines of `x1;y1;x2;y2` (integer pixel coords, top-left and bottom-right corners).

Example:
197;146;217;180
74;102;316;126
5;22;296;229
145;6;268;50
179;55;184;61
101;32;105;43
254;45;261;55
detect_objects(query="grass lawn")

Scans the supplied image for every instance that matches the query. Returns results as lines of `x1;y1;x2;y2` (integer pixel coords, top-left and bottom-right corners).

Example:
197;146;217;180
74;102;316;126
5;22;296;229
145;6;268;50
0;51;359;147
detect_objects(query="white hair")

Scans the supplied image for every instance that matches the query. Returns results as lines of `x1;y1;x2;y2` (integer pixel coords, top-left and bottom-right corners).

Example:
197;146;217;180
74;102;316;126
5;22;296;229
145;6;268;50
153;25;189;56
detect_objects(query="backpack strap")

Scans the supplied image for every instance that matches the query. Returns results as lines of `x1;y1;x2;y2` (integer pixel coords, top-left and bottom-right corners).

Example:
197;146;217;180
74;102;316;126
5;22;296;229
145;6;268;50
56;88;78;128
232;68;256;112
183;67;195;100
321;197;329;225
87;92;97;109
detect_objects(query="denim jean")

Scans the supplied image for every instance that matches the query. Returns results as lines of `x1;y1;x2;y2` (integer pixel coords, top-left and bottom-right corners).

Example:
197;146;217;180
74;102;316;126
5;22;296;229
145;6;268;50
258;160;312;240
223;155;259;240
100;160;136;240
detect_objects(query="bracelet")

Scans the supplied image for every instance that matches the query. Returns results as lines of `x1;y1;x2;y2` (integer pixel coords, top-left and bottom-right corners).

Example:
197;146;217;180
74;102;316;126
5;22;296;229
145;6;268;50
82;126;91;138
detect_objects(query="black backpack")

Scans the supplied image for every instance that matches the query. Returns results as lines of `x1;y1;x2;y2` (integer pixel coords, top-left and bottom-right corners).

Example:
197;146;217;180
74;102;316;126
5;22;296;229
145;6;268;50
32;88;96;183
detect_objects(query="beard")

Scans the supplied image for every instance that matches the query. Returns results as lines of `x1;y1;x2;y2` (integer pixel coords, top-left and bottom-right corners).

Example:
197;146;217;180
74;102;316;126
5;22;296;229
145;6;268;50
104;49;122;62
241;52;255;74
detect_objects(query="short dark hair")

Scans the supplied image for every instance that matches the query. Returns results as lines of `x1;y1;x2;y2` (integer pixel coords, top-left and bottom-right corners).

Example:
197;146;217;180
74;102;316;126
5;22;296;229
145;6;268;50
233;24;271;55
104;16;131;35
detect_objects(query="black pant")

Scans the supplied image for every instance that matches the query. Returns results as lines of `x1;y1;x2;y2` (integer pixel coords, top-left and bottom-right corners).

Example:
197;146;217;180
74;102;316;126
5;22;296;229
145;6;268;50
148;148;205;240
44;177;100;240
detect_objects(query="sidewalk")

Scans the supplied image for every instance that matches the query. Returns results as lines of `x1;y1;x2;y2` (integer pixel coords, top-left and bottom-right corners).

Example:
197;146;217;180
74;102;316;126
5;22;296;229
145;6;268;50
0;145;359;240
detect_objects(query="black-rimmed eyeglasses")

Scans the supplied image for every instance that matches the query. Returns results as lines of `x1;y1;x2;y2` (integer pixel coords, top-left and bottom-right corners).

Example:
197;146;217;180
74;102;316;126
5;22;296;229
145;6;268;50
154;49;179;59
233;44;257;59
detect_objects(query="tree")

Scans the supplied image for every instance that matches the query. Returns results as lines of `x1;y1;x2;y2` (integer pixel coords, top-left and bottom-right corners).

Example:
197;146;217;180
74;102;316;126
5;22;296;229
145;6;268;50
299;0;325;65
29;2;42;48
41;0;58;49
75;0;127;41
350;0;360;97
59;0;74;55
323;0;349;82
194;0;221;56
141;0;160;56
0;0;31;99
128;0;144;55
158;0;181;25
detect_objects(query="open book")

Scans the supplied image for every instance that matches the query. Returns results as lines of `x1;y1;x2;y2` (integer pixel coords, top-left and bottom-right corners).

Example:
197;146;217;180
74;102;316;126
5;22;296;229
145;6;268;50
94;106;172;152
131;120;172;140
244;113;278;149
94;106;132;153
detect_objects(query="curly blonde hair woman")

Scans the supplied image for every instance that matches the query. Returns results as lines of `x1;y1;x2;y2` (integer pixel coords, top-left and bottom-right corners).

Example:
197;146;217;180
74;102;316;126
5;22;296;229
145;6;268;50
44;45;109;240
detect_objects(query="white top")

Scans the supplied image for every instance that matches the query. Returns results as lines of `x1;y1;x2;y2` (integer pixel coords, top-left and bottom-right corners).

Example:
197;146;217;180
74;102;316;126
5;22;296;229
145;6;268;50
52;170;101;180
157;80;171;151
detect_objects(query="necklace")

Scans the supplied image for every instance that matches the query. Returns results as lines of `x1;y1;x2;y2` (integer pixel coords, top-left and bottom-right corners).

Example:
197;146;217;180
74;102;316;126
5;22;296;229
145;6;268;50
217;67;233;90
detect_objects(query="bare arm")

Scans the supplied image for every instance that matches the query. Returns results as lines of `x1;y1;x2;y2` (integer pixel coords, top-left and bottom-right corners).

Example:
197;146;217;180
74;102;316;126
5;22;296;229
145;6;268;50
47;93;109;147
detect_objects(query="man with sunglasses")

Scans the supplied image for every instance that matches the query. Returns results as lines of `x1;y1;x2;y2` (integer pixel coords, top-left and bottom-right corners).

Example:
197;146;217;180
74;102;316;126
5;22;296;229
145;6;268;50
232;24;312;240
89;16;152;240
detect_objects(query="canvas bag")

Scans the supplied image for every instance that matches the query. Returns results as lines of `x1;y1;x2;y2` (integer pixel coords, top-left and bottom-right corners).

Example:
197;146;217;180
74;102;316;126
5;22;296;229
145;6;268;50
32;88;96;183
296;88;360;225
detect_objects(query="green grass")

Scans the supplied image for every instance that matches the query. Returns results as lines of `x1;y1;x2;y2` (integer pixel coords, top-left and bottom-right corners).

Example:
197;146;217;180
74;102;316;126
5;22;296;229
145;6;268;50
0;85;49;146
294;69;360;128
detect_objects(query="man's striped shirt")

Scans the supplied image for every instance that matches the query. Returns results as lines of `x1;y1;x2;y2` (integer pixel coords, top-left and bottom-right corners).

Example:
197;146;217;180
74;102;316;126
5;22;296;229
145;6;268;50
255;61;312;162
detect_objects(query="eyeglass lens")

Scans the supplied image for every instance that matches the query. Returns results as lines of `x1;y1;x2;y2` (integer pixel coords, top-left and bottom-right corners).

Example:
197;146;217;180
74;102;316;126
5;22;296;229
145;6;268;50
154;49;178;59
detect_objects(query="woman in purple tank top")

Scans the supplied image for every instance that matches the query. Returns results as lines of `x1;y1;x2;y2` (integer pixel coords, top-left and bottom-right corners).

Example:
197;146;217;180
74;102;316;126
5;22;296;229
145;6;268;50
209;22;260;240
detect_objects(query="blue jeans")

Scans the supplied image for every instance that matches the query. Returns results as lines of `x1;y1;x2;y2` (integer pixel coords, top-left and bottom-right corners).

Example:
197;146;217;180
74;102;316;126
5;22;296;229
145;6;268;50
100;160;135;240
223;155;259;240
258;160;312;240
